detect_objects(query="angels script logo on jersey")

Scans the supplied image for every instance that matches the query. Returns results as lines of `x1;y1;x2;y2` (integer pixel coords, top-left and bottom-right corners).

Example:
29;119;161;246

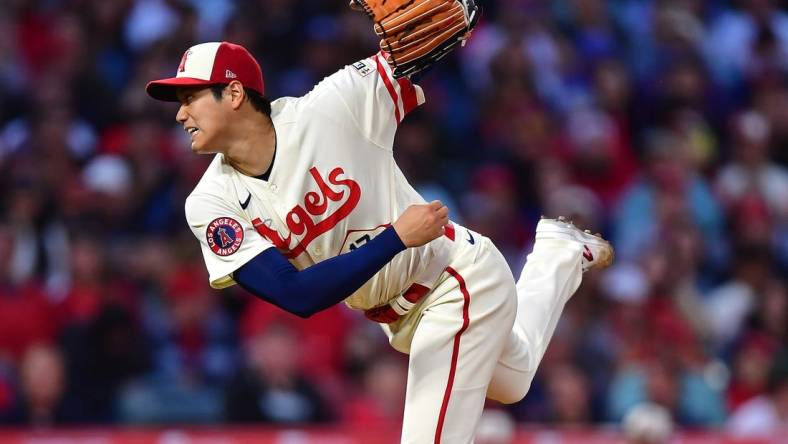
252;167;361;259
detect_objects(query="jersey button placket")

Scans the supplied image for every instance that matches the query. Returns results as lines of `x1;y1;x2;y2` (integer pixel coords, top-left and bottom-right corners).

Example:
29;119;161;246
258;182;286;236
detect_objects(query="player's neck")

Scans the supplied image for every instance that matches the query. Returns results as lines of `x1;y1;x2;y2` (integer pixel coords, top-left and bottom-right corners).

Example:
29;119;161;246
224;113;276;177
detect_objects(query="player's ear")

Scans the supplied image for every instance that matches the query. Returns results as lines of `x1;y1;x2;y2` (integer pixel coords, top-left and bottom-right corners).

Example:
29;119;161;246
227;80;245;110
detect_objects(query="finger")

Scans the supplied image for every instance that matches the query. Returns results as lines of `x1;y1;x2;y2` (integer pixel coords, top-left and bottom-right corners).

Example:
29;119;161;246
429;200;443;209
436;206;449;218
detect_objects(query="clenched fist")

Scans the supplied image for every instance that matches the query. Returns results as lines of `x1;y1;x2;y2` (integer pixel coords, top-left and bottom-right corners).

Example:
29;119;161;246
392;200;450;248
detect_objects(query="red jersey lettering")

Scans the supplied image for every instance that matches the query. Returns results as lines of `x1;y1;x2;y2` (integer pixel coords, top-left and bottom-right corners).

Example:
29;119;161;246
252;166;361;258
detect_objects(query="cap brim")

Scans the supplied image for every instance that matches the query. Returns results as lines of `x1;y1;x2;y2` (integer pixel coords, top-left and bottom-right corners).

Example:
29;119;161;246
146;77;219;102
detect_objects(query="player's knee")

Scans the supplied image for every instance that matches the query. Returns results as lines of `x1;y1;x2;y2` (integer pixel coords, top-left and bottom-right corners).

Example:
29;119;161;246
488;388;527;405
487;380;531;405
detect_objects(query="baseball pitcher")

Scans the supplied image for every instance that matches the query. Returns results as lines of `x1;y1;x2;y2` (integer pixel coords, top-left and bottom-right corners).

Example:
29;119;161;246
146;1;613;442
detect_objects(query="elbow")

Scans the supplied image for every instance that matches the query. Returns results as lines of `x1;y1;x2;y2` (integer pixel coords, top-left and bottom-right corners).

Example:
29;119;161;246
291;306;318;319
268;284;327;318
247;290;315;318
277;291;319;318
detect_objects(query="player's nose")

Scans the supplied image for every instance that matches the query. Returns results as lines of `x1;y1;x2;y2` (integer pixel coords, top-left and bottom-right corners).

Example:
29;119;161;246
175;105;188;124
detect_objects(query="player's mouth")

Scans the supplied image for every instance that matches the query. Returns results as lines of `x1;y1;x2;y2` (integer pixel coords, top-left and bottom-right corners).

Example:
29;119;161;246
185;127;199;137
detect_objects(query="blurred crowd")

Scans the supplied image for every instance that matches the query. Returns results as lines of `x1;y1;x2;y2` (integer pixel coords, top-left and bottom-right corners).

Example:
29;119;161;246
0;0;787;439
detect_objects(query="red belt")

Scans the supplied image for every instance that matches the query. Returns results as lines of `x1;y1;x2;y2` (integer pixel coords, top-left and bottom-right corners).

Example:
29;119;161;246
365;223;454;323
364;283;431;323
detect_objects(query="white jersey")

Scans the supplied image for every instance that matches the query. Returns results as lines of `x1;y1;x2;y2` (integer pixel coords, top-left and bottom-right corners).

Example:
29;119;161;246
185;52;457;310
175;43;593;444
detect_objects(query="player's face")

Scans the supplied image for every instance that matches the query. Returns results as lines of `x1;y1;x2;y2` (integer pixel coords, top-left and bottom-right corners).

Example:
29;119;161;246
175;86;232;154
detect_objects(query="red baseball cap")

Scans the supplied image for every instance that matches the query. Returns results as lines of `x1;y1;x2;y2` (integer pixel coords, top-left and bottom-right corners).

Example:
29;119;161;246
146;41;264;102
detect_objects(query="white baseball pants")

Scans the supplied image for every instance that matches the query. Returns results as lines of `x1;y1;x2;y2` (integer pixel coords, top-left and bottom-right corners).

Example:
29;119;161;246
388;228;584;443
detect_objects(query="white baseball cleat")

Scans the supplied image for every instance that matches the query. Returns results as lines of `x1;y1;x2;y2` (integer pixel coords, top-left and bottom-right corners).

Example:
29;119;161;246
535;216;614;272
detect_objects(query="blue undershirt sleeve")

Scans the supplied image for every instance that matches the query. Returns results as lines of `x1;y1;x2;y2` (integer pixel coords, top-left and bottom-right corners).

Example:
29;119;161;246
233;226;406;318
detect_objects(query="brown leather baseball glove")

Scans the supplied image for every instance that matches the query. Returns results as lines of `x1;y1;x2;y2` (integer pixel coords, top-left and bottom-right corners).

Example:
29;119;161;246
351;0;479;78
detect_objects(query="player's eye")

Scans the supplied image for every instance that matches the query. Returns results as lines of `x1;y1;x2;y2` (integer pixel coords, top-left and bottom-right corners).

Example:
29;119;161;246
179;93;194;105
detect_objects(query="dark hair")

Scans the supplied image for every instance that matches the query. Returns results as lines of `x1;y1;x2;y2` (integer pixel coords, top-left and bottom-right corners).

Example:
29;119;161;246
209;84;271;117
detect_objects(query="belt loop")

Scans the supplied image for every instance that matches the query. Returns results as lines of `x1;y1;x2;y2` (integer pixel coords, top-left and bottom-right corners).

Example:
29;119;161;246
365;283;431;323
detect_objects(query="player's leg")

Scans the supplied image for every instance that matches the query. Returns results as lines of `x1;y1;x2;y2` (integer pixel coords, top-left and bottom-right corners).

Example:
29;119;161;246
400;242;517;444
487;217;613;403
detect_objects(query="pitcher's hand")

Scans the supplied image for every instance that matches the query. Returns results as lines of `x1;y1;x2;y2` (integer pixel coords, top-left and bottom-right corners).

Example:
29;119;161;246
392;200;449;248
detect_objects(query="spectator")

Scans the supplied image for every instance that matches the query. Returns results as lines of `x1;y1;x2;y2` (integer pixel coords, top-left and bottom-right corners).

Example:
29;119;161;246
224;320;331;424
607;356;725;426
4;344;82;426
343;354;407;425
613;129;723;263
544;362;592;424
716;111;788;223
727;364;788;436
622;402;674;444
0;222;57;364
726;333;778;411
703;244;774;351
62;305;152;423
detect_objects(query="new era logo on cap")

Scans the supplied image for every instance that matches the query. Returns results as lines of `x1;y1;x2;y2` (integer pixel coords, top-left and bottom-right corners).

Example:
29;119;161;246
146;41;265;102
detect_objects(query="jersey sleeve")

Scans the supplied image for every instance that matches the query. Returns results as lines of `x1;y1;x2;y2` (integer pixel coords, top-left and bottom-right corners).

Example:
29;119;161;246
320;51;426;149
185;192;275;290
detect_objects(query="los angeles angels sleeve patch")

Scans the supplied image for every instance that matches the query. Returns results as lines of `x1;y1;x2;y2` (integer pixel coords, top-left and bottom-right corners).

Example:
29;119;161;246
206;217;244;256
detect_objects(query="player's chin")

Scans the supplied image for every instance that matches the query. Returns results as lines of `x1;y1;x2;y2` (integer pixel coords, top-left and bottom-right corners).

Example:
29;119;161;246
192;142;220;156
189;138;211;154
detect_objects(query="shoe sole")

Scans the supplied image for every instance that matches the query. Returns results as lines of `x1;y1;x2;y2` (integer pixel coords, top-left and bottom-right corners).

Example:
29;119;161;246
535;219;615;270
